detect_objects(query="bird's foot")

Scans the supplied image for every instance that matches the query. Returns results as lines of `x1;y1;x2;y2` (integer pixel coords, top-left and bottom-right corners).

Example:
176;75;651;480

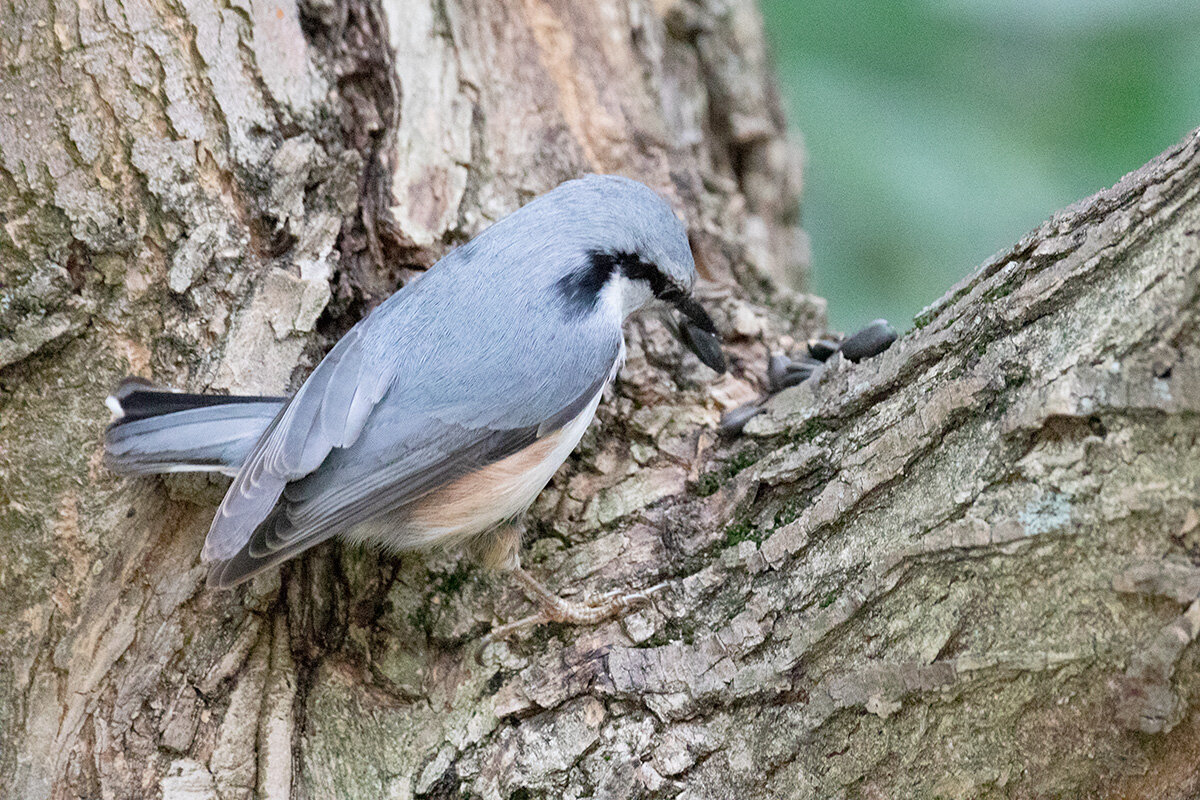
482;568;667;644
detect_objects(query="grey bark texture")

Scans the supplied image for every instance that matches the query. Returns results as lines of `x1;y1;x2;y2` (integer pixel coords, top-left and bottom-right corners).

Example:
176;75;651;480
0;0;1198;798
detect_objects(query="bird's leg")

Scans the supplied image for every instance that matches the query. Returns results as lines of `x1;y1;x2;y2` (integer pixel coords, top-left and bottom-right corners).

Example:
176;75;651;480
473;521;666;641
484;568;666;643
509;565;662;625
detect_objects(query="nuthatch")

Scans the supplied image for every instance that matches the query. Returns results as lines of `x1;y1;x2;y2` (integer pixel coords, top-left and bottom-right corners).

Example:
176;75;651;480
105;175;724;631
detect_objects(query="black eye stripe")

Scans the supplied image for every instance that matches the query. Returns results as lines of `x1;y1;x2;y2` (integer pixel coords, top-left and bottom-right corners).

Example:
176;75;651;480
618;255;670;297
611;251;688;302
557;249;682;315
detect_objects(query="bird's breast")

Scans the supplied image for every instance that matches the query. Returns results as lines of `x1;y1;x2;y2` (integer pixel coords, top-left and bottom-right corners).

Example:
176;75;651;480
392;387;605;549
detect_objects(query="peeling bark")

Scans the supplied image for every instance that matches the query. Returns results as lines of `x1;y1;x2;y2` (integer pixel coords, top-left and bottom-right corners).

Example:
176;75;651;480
1;0;1197;798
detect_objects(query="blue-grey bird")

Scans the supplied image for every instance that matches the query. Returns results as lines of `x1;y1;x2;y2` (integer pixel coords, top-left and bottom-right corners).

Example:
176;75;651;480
104;175;723;627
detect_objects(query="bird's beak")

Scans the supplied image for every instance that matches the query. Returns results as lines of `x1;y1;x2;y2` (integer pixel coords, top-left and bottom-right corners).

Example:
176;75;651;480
671;295;726;373
672;294;717;335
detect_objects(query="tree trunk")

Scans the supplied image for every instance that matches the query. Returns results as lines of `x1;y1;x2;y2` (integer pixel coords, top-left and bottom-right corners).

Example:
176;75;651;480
1;0;1198;798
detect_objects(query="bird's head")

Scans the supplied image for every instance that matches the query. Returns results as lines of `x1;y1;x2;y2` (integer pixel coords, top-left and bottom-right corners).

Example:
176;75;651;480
536;174;725;372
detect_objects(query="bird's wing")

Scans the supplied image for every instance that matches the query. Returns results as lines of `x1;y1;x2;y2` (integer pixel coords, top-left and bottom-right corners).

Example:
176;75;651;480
205;363;612;587
202;257;623;572
201;317;396;561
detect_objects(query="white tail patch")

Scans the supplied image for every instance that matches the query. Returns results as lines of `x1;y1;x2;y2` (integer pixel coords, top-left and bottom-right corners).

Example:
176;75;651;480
105;395;125;420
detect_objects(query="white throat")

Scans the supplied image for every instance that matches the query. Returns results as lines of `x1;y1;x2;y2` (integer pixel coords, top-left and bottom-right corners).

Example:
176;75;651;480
601;274;655;320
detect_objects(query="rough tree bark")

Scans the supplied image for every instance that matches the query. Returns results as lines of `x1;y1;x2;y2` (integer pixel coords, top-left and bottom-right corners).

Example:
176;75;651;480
1;0;1198;798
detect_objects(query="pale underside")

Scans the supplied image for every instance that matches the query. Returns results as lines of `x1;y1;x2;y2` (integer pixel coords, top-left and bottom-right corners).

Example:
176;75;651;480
342;388;605;557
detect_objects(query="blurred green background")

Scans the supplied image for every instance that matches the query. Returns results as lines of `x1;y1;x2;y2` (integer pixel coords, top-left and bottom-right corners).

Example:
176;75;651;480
760;0;1200;331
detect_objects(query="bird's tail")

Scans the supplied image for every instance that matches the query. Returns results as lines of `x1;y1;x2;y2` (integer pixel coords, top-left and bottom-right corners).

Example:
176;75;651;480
104;378;285;476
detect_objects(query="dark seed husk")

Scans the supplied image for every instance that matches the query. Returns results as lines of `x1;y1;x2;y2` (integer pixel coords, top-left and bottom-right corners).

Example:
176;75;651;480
768;353;822;393
767;353;793;392
719;403;763;436
839;319;897;362
807;338;841;362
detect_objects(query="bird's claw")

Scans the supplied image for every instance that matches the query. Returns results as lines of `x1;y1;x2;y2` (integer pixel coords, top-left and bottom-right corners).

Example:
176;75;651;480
481;577;669;649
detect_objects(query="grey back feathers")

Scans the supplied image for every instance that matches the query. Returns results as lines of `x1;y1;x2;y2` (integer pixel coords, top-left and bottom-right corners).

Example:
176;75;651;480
105;175;698;588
